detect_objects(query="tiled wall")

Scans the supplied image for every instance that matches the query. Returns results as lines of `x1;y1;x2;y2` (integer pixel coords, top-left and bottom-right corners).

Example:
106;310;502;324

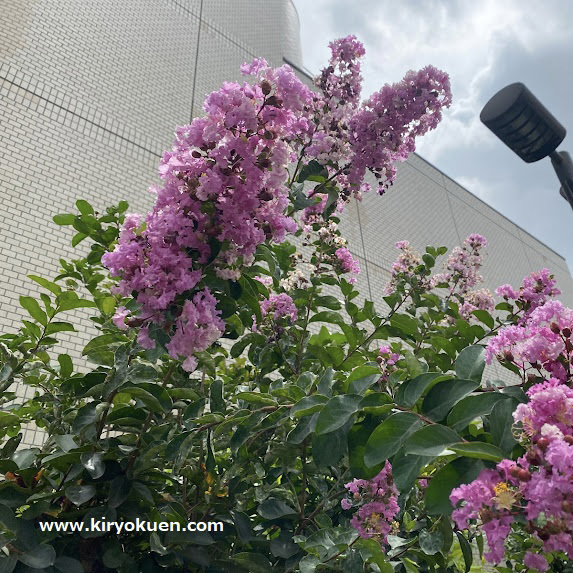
2;0;572;446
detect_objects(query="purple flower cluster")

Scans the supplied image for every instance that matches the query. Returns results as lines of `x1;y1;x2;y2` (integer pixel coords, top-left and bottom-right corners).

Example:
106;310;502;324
253;293;298;336
341;461;399;544
347;66;451;195
496;268;561;320
377;344;401;383
451;376;573;567
432;234;488;294
486;299;572;381
384;240;425;295
102;59;314;368
459;288;495;321
334;247;360;283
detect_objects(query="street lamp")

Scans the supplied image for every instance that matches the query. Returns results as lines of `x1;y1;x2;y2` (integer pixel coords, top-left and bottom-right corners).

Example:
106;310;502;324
480;82;573;210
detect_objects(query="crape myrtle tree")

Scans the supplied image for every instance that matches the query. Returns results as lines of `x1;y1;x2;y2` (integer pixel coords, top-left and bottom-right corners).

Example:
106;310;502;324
0;35;572;572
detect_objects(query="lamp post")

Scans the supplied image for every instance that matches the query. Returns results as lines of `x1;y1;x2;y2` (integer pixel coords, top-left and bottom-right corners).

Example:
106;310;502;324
480;82;573;211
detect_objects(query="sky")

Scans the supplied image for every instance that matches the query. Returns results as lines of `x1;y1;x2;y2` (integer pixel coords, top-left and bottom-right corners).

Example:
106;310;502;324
292;0;573;273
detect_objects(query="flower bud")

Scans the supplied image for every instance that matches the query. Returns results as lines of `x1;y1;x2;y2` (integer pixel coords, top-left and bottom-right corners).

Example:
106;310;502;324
562;327;572;338
261;80;272;95
191;150;202;158
550;322;561;334
504;351;514;362
564;435;573;445
561;500;573;513
525;450;541;465
509;465;521;478
517;469;531;482
536;437;549;451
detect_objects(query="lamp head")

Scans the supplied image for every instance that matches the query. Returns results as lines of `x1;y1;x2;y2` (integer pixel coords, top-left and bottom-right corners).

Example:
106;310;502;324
480;82;566;163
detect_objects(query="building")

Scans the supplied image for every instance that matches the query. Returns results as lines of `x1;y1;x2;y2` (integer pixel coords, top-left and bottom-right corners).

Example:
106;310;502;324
2;0;573;446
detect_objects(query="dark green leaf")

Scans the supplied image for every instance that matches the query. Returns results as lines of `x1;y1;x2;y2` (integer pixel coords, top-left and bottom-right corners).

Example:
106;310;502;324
395;373;448;408
65;484;96;506
455;531;473;572
233;553;272;573
290;395;329;418
490;398;519;453
315;394;361;435
447;393;511;431
364;412;423;467
346;364;380;395
392;450;433;492
390;313;419;336
419;529;443;555
72;402;98;435
45;321;76;335
313;418;353;468
403;425;461;457
455;345;485;382
18;545;56;568
257;498;297;520
81;452;105;479
421;379;479;422
58;354;73;378
449;442;505;462
472;310;494;329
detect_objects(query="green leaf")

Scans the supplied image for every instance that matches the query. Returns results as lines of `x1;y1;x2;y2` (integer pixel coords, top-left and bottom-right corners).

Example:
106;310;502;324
18;545;56;569
290;395;329;418
19;296;47;326
297;160;328;183
45;321;76;335
455;531;473;572
449;442;505;462
53;213;75;225
28;275;62;295
315;295;342;310
315;394;362;435
447;393;511;431
346;364;380;395
233;553;273;573
236;392;276;406
125;383;172;412
71;232;88;247
0;412;19;428
58;354;73;378
309;311;345;326
313;418;352;468
65;484;96;506
425;457;484;515
257;498;297;520
455;345;486;382
72;402;98;435
54;556;84;573
81;452;105;479
364;412;423;467
403;425;461;457
100;296;116;315
392;450;433;492
356;538;393;571
58;297;97;312
358;393;394;416
490;398;519;453
395;373;448;408
472;309;494;329
390;313;419;336
421;379;480;422
82;334;124;356
419;529;443;555
76;199;94;215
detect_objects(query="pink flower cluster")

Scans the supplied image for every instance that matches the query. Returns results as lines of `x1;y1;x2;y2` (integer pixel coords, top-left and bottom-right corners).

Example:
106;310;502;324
302;36;450;221
450;377;573;567
253;293;298;336
334;247;360;283
496;268;561;319
384;240;425;295
377;345;401;382
341;461;400;544
432;234;488;294
459;288;495;321
347;66;451;195
486;299;572;381
102;59;314;368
